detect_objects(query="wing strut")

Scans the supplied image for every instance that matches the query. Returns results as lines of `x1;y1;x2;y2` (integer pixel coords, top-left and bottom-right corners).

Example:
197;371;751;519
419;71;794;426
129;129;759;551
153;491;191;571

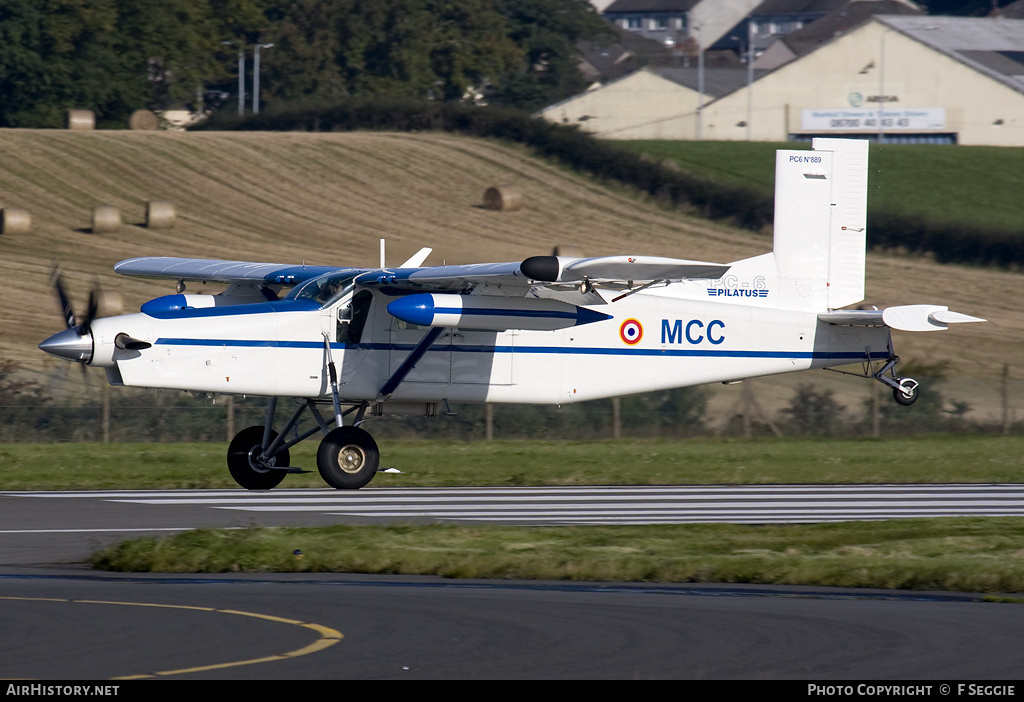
378;327;446;400
323;334;344;427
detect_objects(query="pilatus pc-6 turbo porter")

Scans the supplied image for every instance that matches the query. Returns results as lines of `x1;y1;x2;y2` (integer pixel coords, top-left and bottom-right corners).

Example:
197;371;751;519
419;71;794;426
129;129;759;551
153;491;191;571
40;138;983;490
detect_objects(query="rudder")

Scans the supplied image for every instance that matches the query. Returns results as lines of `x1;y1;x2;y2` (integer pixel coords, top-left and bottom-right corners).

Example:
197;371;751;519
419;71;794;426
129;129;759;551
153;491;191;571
772;138;869;311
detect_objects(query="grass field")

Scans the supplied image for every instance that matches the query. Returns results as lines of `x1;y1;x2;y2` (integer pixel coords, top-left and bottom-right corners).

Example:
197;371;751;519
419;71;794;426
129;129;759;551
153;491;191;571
88;518;1024;595
617;140;1024;233
2;435;1023;490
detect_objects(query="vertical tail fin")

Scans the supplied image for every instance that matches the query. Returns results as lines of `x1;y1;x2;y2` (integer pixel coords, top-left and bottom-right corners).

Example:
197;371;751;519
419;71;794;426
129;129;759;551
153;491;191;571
772;138;869;311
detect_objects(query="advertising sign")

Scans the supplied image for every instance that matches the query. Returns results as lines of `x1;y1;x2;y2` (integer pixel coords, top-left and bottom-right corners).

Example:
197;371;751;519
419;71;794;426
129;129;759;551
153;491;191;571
801;108;945;132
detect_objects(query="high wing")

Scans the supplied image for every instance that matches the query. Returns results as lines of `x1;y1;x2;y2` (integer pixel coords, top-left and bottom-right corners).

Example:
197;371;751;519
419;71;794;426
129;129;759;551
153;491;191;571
519;255;731;285
113;257;349;287
114;254;731;298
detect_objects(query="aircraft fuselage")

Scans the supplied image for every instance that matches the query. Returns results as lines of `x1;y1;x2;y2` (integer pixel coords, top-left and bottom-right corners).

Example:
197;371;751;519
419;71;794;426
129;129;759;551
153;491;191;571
82;289;891;405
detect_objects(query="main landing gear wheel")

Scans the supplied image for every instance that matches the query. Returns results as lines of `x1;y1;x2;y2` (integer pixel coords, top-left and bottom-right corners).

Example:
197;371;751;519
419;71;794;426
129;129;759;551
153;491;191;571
227;425;289;490
317;426;379;489
893;378;920;406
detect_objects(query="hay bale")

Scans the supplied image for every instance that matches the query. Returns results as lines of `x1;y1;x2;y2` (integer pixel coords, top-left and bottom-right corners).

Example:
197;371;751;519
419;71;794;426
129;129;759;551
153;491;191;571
483;185;523;212
91;205;121;234
145;200;175;229
553;245;584;258
129;109;159;131
0;208;31;235
94;290;123;318
66;110;95;131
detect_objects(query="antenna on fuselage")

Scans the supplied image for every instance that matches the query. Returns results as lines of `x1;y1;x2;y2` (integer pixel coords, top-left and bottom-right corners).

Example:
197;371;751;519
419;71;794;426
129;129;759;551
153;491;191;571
380;238;386;269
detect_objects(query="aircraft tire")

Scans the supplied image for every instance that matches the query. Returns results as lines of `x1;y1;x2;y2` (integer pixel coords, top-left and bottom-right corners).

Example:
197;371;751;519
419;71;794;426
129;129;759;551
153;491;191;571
893;379;920;406
227;425;289;490
317;426;379;489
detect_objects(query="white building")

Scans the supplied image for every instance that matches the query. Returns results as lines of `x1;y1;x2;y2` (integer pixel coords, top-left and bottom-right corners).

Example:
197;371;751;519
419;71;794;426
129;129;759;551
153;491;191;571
541;15;1024;146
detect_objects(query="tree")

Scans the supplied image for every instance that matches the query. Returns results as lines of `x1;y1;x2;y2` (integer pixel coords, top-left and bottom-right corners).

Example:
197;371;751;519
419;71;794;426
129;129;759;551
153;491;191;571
0;0;229;127
489;0;614;111
256;0;612;111
780;384;847;436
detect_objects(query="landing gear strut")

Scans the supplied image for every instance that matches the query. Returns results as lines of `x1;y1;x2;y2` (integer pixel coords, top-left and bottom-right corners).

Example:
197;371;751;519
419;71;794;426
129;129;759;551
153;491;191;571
825;353;920;407
227;425;289;490
225;325;440;490
225;397;375;491
872;357;920;406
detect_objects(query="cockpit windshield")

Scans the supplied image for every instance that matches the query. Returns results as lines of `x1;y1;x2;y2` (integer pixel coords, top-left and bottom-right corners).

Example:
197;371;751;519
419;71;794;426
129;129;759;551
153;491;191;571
286;273;357;307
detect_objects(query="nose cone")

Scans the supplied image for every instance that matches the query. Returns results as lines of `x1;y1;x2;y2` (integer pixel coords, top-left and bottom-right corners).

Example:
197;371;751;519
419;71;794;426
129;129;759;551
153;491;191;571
39;327;93;363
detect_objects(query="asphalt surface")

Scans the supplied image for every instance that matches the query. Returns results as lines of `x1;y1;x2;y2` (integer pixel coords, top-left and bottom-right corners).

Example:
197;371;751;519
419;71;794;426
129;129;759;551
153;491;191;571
2;487;1023;681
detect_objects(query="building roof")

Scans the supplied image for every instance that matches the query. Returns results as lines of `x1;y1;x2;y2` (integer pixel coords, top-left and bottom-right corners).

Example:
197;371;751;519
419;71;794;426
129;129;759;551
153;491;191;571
578;22;674;83
603;0;700;11
878;15;1024;94
772;0;921;57
750;0;853;14
994;0;1024;19
654;66;769;96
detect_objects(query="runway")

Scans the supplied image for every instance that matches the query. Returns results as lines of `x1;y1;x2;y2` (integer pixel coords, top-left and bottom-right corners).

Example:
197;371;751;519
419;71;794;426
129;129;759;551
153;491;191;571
2;485;1023;680
6;483;1024;532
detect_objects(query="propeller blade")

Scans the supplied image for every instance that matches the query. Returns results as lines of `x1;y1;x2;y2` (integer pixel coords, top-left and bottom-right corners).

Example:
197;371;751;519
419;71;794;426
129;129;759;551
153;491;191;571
50;266;77;330
82;280;100;333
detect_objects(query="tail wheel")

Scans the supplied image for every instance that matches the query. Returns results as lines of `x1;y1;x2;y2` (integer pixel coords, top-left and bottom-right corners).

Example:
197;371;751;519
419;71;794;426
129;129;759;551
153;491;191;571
317;426;379;489
893;378;920;406
227;425;289;490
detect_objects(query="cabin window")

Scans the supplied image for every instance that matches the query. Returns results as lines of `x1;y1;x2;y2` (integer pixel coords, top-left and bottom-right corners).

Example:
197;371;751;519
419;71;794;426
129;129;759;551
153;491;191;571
337;290;373;344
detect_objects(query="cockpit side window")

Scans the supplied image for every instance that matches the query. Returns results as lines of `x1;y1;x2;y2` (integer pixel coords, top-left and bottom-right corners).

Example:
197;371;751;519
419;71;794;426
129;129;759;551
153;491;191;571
287;273;356;307
337;290;373;344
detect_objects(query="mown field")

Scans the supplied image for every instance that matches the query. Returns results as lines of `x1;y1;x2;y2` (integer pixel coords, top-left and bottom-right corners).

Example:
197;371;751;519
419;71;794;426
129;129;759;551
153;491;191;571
1;129;1021;425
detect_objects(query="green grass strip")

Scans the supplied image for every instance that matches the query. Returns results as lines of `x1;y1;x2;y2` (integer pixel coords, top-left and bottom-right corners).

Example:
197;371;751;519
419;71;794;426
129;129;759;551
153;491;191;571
88;519;1024;593
2;435;1022;490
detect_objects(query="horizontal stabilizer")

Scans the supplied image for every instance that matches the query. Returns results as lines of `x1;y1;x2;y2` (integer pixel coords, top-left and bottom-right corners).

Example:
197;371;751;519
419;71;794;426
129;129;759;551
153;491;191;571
521;255;729;284
818;305;986;332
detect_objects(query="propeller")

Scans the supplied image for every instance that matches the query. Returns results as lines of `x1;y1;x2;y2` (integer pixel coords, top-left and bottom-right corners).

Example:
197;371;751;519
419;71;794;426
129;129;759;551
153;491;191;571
51;266;80;331
39;266;122;365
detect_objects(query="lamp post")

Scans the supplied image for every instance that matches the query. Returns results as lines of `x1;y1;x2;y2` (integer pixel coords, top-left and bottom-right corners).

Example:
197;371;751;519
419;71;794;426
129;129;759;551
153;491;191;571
747;19;754;141
253;43;274;115
731;21;756;141
238;48;245;117
878;28;891;144
221;41;244;117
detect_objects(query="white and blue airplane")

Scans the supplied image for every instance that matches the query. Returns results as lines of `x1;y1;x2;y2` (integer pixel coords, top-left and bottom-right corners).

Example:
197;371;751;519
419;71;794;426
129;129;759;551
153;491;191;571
39;138;984;490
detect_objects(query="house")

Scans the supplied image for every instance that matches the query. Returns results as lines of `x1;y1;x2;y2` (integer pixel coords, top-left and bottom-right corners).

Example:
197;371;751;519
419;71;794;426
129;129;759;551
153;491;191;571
991;0;1024;18
752;0;922;69
577;22;675;86
603;0;761;49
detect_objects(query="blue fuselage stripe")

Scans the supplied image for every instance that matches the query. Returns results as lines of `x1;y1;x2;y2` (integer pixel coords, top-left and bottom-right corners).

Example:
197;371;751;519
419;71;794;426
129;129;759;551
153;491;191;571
153;338;886;361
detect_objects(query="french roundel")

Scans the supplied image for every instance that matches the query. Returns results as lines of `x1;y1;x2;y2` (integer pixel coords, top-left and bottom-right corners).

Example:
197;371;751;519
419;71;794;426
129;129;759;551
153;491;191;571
619;318;643;345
